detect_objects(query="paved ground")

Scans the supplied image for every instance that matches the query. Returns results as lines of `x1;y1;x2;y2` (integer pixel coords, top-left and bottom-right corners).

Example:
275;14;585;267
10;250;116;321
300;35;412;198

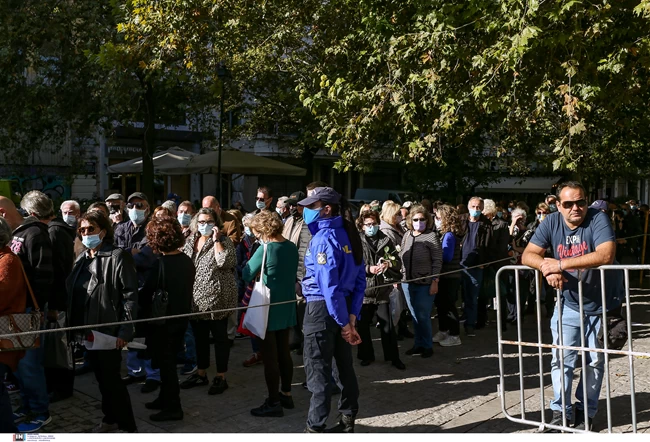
16;278;650;433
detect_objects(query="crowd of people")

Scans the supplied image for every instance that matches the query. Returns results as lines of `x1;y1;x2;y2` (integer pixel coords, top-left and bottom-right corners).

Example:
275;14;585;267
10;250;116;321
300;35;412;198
0;181;645;433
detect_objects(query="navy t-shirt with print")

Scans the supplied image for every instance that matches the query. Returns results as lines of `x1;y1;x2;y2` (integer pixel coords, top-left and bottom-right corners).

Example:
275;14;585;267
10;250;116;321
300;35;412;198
529;208;623;316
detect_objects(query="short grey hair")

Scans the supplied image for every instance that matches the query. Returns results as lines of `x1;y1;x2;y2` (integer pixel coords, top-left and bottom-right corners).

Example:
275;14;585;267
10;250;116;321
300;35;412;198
512;208;527;220
61;200;81;213
483;199;497;216
276;196;289;209
0;217;12;248
20;191;54;220
242;212;255;227
162;200;177;213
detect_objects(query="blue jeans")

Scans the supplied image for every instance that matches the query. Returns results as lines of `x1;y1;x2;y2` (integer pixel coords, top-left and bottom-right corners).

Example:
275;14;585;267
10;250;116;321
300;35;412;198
15;312;49;415
183;323;196;365
401;283;434;350
461;267;484;328
126;351;161;381
550;303;604;419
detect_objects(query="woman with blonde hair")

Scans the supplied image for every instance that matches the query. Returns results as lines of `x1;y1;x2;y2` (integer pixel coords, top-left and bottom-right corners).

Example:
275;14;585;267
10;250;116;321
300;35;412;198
432;205;463;347
243;210;298;417
399;204;443;358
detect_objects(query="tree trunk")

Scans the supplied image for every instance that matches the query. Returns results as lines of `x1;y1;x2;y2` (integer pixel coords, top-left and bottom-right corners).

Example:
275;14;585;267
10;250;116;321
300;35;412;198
141;80;156;201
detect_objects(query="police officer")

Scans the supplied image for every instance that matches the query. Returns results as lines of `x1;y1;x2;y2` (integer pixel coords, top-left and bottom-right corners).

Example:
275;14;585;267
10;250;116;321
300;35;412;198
298;187;366;433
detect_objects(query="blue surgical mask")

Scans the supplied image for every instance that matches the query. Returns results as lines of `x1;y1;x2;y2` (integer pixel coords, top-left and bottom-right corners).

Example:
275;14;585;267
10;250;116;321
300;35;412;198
622;209;628;216
256;200;266;210
549;204;557;213
469;209;481;218
244;226;254;237
508;207;513;213
62;214;77;227
177;213;191;226
364;225;379;237
303;207;323;225
496;212;503;219
82;234;102;250
198;223;215;236
128;208;146;225
631;205;638;211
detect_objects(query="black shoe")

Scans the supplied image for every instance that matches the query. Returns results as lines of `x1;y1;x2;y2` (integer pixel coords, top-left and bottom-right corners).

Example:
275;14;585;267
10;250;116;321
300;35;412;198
250;399;283;417
141;380;161;394
360;359;374;366
325;414;355;433
149;409;184;422
208;376;228;395
405;346;424;356
279;393;294;409
145;398;164;410
392;359;406;370
421;348;433;358
573;411;592;431
542;411;566;433
180;373;208;389
466;327;476;337
121;375;144;386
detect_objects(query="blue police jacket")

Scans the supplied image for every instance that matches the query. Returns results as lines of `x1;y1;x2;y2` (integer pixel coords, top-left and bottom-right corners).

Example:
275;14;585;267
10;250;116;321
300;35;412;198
302;216;366;328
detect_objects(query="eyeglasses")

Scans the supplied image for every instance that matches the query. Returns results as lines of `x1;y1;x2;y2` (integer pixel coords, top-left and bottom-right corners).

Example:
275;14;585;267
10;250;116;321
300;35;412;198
78;226;97;235
197;220;214;225
127;202;145;210
560;199;587;210
412;217;426;222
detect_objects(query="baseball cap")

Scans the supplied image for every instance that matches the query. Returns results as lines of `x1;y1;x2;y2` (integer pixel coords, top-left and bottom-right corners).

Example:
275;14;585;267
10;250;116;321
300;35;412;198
298;187;341;206
127;192;148;203
286;191;306;206
105;193;124;202
590;200;608;212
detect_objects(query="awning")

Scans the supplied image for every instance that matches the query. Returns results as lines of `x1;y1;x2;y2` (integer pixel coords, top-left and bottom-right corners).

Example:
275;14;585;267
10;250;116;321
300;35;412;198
107;146;197;174
158;149;307;177
475;176;562;194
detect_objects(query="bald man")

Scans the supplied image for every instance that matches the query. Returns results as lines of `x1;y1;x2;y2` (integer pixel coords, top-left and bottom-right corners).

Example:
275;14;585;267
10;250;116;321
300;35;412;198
202;196;241;245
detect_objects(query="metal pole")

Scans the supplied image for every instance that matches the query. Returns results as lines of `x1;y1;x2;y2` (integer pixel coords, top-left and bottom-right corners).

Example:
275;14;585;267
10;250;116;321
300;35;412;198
217;86;225;204
577;276;590;431
557;289;567;430
514;271;525;419
534;271;545;426
624;269;637;433
600;269;612;433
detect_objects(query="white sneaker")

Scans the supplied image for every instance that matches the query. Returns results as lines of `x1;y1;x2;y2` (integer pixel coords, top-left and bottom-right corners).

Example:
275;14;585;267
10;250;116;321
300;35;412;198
432;331;449;343
439;335;462;347
92;422;119;433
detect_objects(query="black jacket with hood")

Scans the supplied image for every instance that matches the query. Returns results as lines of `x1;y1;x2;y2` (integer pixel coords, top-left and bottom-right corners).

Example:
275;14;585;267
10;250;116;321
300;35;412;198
11;216;53;309
66;243;139;341
48;218;76;311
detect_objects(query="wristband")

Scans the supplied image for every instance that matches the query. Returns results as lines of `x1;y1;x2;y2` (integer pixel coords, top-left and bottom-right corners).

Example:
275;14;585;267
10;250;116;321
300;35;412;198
558;260;563;272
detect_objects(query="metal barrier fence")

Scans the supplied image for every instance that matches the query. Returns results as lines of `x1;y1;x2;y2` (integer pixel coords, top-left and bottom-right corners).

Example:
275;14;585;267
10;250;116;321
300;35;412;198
494;264;650;433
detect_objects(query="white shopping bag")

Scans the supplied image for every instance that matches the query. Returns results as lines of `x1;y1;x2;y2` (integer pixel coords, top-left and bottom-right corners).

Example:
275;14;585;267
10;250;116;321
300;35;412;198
242;244;270;340
83;330;147;350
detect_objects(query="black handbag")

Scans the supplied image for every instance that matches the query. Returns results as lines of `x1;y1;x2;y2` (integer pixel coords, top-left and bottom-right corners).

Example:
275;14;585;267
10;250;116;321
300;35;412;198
150;261;169;326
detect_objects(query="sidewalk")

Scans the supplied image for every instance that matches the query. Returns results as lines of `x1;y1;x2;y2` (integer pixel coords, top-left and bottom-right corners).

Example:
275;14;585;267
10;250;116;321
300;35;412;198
36;287;650;433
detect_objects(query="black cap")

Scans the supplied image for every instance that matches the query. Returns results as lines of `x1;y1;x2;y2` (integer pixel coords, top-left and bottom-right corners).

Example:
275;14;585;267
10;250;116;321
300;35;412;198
127;192;148;203
286;191;306;206
298;187;340;206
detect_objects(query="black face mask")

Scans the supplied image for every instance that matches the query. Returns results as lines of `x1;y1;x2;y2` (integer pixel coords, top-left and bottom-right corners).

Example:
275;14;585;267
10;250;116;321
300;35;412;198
290;207;299;218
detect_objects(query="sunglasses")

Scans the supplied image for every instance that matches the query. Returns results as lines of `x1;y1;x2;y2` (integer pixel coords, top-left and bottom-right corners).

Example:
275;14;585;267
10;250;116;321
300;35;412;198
255;197;266;202
78;226;97;235
412;217;426;222
127;202;145;210
560;199;587;210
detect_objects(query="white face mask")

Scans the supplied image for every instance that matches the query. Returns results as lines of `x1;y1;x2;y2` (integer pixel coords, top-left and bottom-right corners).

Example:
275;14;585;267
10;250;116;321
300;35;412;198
434;219;442;230
256;200;266;210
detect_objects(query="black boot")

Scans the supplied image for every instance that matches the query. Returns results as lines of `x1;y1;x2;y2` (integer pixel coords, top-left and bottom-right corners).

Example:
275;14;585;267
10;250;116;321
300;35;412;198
150;409;184;422
250;399;283;417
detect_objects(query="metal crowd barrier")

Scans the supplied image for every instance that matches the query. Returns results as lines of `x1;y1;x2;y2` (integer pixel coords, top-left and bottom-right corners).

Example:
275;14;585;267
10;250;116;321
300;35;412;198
494;264;650;434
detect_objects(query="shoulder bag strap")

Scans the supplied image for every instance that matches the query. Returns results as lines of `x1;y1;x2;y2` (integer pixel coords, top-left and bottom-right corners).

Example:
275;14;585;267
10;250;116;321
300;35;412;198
259;243;267;284
17;258;40;312
158;259;165;291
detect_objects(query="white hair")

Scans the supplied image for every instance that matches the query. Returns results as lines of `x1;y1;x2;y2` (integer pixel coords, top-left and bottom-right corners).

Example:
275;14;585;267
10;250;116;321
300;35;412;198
162;200;177;213
276;196;289;209
21;191;54;219
61;200;80;212
483;199;497;216
512;208;527;219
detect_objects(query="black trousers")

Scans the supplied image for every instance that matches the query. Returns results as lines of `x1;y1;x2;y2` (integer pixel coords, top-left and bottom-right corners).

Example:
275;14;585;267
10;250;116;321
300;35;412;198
87;350;137;432
152;330;184;412
356;303;399;362
304;301;359;431
435;277;461;336
0;364;17;433
192;318;230;373
256;328;293;403
290;300;307;348
46;366;75;397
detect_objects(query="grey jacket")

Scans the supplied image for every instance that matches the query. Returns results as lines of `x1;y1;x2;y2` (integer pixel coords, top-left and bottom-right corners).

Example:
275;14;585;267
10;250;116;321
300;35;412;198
400;229;443;285
66;244;138;341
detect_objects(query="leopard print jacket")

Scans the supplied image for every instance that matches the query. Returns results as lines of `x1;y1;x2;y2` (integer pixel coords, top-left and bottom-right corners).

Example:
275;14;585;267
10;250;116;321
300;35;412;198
182;233;237;321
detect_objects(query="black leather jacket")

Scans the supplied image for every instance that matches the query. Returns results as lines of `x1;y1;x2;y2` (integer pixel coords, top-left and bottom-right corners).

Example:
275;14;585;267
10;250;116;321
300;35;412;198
66;243;138;341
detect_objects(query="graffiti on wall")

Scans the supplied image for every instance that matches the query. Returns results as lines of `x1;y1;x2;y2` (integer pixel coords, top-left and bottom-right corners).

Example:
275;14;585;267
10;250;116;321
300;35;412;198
8;175;70;200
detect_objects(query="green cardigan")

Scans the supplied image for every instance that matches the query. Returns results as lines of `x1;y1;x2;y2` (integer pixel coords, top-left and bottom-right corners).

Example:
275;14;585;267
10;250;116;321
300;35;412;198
242;240;298;332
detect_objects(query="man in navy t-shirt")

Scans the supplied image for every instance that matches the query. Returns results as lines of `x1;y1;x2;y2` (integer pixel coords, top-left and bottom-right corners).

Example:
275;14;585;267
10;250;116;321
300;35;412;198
523;181;619;432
